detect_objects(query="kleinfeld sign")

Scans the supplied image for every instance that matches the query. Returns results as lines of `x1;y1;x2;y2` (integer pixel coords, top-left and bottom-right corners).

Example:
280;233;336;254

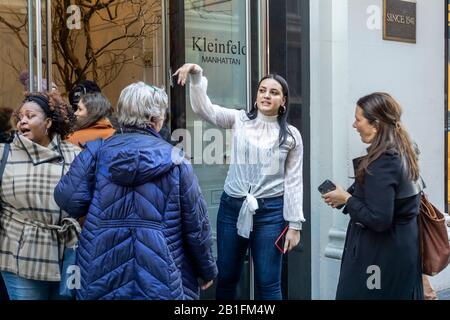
191;37;247;65
383;0;416;43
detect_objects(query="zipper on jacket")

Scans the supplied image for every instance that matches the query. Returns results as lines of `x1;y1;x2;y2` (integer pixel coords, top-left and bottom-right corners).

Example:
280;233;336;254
97;219;163;229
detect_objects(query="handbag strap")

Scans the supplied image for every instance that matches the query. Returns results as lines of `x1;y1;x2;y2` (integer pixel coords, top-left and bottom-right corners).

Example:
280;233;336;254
0;143;10;186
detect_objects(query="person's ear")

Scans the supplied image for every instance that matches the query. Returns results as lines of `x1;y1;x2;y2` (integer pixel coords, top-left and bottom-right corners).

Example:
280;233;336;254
371;121;378;136
45;118;52;130
149;117;155;128
149;117;157;129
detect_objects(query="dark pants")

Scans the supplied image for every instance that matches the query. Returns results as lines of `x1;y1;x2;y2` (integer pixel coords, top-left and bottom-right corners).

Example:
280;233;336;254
0;273;9;300
216;192;285;300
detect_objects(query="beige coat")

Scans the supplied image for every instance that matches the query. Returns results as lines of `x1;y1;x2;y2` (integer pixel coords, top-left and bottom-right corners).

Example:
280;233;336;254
0;134;80;281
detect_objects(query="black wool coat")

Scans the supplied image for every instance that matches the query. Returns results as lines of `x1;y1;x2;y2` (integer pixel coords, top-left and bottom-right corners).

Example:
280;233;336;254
336;151;423;300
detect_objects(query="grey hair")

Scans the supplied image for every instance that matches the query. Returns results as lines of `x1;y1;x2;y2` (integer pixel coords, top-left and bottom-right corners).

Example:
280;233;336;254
117;82;168;129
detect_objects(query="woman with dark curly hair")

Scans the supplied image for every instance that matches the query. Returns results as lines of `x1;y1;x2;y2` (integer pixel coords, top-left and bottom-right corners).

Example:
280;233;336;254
0;92;81;300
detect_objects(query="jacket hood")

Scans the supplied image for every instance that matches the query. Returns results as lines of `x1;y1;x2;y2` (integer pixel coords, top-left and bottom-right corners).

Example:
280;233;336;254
95;133;184;186
14;132;69;165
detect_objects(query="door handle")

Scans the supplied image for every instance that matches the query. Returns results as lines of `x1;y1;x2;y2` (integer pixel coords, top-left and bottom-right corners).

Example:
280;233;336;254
168;67;174;88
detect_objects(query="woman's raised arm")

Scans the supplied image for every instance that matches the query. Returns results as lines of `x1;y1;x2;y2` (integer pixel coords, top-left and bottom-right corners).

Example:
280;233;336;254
174;63;238;129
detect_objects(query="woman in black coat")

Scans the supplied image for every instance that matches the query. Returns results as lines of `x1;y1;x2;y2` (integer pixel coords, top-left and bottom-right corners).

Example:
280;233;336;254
322;92;423;300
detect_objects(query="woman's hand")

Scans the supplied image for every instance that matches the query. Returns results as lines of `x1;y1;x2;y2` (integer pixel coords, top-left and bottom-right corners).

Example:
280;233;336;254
173;63;202;86
322;185;351;208
284;229;301;253
200;280;214;290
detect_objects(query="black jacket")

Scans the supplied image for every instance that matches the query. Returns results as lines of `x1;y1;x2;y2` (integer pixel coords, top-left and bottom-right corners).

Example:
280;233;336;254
0;132;13;144
336;150;423;300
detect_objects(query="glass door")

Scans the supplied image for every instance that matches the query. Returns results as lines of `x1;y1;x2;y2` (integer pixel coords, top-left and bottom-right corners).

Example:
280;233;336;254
0;0;46;107
1;1;165;108
168;0;253;299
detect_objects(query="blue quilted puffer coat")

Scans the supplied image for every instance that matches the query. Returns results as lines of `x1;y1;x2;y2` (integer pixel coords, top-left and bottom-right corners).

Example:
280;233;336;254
54;127;217;300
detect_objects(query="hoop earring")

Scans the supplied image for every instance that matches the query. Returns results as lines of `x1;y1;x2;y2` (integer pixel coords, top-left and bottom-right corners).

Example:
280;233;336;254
278;105;286;115
254;102;258;110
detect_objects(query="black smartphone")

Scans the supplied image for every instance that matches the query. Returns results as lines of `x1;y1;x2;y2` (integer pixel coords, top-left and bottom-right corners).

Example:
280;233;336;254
318;179;336;195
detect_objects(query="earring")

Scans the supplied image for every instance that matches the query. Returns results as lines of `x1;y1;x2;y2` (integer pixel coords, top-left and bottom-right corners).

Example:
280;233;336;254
278;105;286;115
254;102;258;110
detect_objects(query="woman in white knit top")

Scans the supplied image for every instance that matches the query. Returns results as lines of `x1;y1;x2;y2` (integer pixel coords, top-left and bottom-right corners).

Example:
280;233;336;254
175;63;305;300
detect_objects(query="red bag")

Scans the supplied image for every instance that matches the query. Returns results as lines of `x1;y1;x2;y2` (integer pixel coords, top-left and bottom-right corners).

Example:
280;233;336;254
418;193;450;276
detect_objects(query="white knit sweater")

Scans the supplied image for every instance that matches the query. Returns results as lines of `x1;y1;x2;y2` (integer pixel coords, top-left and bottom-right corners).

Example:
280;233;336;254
189;71;305;237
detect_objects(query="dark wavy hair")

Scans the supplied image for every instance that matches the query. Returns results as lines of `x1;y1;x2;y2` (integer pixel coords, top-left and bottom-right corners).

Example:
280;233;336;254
75;92;112;130
246;74;296;147
14;92;76;140
355;92;419;184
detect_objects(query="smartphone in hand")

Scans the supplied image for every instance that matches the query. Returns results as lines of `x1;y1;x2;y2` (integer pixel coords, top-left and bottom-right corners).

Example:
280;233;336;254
318;179;336;195
275;225;289;254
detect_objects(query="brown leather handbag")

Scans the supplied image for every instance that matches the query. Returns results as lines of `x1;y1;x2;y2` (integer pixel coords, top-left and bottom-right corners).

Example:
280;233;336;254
418;193;450;276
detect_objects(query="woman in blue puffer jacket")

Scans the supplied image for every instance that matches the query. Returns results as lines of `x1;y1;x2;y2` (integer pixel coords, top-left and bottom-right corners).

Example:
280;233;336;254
54;82;217;300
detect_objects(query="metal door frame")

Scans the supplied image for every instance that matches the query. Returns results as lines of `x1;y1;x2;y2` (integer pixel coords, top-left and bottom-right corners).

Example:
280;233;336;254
26;0;52;92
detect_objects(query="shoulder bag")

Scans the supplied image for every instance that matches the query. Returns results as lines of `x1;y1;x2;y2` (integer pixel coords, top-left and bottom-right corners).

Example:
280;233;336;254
418;192;450;276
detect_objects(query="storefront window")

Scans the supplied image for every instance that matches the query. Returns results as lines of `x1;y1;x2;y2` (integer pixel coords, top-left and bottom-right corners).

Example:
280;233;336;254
0;1;164;107
0;0;28;109
182;0;248;257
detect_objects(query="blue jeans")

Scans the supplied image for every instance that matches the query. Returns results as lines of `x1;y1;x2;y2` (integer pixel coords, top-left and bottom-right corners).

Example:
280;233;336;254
1;271;67;300
216;192;285;300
